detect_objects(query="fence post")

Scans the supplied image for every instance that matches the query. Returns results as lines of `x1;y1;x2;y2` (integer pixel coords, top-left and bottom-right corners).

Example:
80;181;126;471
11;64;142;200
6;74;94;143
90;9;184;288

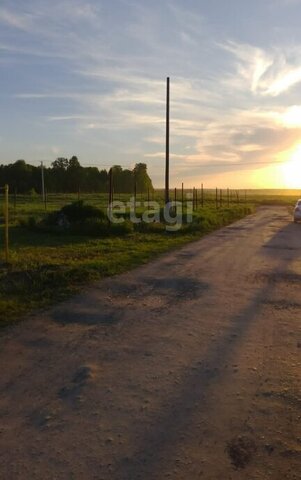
174;187;177;215
13;188;17;220
133;177;137;215
201;183;204;207
215;187;218;209
4;184;9;263
108;168;113;214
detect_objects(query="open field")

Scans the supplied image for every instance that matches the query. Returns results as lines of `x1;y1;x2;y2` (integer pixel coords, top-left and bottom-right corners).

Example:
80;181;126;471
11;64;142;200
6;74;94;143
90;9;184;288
0;206;300;479
0;188;299;324
0;188;299;228
0;190;257;325
0;187;300;220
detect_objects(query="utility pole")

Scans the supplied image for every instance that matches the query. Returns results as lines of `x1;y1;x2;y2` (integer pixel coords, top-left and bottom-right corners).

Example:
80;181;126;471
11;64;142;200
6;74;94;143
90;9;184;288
41;161;45;202
165;77;170;205
108;168;113;211
4;184;9;263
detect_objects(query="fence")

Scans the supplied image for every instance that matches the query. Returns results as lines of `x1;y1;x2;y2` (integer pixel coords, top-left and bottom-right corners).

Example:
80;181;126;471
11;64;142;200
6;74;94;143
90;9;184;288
0;185;9;263
4;188;249;226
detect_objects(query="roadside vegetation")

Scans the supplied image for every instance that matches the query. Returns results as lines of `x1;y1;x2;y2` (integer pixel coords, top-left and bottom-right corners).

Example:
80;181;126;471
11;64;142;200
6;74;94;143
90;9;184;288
0;192;255;326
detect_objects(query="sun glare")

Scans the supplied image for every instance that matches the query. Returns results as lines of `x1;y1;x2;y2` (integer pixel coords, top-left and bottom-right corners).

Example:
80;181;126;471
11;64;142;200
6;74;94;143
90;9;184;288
281;145;301;189
281;105;301;128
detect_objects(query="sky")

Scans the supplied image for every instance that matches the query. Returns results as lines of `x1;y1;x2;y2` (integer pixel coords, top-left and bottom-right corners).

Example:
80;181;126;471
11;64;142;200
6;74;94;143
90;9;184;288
1;0;301;188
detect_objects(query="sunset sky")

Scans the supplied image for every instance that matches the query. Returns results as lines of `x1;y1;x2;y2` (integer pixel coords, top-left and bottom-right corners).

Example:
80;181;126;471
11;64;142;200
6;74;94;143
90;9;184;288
1;0;301;188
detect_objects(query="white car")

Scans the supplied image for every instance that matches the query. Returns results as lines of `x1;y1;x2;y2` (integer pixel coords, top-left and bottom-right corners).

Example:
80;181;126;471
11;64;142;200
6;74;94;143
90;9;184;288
293;199;301;223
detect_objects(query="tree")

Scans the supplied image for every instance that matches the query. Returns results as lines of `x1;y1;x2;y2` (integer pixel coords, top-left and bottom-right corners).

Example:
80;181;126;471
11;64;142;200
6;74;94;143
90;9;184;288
50;157;69;191
0;158;155;194
51;157;69;170
133;163;154;193
67;156;82;192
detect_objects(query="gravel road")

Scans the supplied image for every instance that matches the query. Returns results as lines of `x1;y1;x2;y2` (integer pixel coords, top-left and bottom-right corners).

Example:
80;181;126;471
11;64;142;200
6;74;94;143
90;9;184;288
0;206;300;479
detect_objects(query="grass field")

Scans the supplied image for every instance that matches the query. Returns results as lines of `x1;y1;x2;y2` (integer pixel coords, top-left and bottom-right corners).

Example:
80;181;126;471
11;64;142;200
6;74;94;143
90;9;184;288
0;188;298;326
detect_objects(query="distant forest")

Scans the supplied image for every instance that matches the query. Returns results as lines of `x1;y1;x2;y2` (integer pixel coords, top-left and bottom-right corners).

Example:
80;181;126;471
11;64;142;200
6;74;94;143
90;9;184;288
0;157;154;194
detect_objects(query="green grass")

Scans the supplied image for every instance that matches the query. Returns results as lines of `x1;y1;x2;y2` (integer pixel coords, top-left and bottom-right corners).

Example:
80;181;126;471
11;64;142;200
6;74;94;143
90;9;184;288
1;187;300;326
0;193;256;326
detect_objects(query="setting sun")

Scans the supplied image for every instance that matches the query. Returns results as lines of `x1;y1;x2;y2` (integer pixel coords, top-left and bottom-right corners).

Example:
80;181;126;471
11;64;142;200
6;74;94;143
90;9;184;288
281;145;301;189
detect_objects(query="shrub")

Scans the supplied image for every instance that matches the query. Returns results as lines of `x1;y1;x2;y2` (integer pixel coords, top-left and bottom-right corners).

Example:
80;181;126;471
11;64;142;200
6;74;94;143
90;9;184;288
61;201;106;222
19;216;38;229
70;218;109;236
135;221;166;233
71;218;134;236
109;220;134;235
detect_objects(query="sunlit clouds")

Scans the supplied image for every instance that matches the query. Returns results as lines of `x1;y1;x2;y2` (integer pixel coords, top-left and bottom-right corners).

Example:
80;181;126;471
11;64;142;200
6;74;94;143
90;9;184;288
1;0;301;187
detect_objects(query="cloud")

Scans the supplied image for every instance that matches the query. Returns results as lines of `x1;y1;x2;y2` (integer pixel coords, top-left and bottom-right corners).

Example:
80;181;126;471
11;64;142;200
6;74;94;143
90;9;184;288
46;115;90;122
0;8;33;30
279;105;301;126
144;152;186;159
265;66;301;95
3;1;301;187
222;40;301;96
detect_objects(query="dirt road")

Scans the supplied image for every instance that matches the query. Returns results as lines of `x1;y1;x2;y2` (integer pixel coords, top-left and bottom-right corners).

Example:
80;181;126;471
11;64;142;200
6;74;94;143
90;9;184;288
1;206;301;479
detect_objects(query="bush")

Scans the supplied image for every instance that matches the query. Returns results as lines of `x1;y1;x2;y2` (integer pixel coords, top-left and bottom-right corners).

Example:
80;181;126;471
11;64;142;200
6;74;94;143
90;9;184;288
71;218;134;236
110;220;134;235
19;216;38;229
135;221;166;233
38;200;107;232
70;218;109;236
61;200;105;222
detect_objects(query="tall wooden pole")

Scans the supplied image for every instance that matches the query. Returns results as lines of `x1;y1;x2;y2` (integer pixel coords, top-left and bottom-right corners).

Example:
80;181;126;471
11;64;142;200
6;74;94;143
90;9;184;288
108;168;113;208
165;77;170;205
134;174;137;214
174;187;177;215
41;161;45;202
134;176;137;203
4;184;9;263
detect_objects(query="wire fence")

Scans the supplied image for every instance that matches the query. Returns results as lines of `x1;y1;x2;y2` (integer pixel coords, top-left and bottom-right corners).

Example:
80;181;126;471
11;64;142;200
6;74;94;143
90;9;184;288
1;188;250;223
0;183;299;265
2;186;296;225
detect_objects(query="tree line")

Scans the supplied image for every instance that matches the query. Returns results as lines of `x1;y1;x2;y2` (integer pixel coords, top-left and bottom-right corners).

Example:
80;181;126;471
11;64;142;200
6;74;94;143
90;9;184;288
0;157;154;194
